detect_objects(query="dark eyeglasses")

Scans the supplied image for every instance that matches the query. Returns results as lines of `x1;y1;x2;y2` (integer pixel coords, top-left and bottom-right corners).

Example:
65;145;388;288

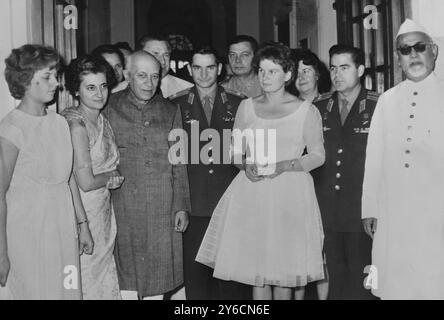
397;42;431;55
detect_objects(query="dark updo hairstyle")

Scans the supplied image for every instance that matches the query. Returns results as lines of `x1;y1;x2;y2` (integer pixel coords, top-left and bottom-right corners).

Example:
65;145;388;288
4;44;61;100
291;49;332;96
65;54;116;96
253;42;295;86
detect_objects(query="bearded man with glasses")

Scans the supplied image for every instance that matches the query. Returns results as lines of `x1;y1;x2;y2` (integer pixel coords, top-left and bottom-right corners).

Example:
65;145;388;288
362;19;444;300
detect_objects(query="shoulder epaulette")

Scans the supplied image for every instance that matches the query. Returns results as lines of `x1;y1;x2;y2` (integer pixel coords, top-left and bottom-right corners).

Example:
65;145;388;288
169;88;192;100
223;87;247;99
367;90;380;102
315;92;333;102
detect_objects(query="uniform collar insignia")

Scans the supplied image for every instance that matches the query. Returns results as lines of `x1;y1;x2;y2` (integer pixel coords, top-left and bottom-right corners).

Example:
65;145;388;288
327;98;334;113
221;91;228;104
188;92;195;105
359;100;366;114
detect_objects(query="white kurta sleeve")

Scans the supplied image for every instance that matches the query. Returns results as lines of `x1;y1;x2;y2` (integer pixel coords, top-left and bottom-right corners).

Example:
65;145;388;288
362;96;386;220
299;104;326;172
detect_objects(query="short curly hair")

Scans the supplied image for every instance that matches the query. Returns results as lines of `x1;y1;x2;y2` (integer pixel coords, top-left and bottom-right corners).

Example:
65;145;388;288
253;42;295;86
64;54;117;96
4;44;61;99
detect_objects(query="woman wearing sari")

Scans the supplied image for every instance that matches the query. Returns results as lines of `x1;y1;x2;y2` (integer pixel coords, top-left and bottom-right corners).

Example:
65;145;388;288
63;55;124;299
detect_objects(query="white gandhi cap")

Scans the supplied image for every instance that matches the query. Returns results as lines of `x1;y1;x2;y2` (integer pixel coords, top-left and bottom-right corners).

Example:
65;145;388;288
396;19;430;40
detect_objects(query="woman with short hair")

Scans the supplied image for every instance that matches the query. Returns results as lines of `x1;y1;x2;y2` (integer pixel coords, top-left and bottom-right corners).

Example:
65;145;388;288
63;55;124;300
0;44;93;300
196;42;326;300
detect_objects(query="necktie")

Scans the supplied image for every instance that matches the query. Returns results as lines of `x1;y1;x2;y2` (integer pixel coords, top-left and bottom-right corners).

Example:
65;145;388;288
340;99;349;125
202;96;212;124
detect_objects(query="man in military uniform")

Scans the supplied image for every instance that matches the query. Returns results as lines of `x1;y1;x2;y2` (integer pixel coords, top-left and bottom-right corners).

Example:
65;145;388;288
171;46;250;300
313;44;379;300
220;35;262;98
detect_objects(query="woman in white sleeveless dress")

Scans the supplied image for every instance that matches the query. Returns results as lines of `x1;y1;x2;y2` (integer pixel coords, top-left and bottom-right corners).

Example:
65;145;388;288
63;55;124;299
0;45;93;300
196;43;326;300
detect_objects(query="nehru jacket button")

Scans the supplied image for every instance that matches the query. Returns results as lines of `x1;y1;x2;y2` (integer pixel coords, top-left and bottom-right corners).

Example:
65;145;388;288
408;126;413;130
405;163;410;168
336;161;342;166
338;149;343;154
413;92;418;96
410;115;415;119
336;173;341;179
411;103;417;107
335;185;341;191
407;138;412;142
209;169;214;174
406;150;411;155
144;121;150;127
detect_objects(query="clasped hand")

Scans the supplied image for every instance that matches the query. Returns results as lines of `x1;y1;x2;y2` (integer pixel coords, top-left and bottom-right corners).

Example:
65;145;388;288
245;162;285;182
78;223;94;256
107;170;125;190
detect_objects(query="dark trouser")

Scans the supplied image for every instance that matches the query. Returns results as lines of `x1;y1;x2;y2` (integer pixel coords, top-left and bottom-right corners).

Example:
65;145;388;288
183;216;252;300
324;231;376;300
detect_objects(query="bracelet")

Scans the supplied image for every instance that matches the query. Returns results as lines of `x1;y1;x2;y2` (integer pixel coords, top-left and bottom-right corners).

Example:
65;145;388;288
78;219;89;225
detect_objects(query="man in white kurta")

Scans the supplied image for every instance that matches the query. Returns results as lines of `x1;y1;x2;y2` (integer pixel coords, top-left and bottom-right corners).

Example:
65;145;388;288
362;19;444;299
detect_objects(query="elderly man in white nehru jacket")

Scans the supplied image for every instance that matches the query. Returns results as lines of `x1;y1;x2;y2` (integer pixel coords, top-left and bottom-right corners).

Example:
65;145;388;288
362;19;444;299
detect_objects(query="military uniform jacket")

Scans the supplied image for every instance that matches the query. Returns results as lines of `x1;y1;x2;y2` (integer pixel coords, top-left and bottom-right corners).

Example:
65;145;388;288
312;87;379;232
103;88;191;296
171;85;245;217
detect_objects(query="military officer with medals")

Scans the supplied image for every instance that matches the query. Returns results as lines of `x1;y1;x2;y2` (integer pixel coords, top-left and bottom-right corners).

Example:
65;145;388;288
171;46;250;300
312;44;379;300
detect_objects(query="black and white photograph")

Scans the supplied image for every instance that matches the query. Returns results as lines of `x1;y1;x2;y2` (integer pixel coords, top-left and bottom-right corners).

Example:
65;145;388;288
1;0;444;307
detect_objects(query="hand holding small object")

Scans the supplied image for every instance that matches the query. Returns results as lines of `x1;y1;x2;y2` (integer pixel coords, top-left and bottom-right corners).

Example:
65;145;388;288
245;163;265;182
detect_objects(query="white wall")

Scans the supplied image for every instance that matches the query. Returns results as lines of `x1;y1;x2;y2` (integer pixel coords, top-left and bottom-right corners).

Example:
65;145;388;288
316;0;337;66
0;0;29;121
410;0;444;78
110;0;135;49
